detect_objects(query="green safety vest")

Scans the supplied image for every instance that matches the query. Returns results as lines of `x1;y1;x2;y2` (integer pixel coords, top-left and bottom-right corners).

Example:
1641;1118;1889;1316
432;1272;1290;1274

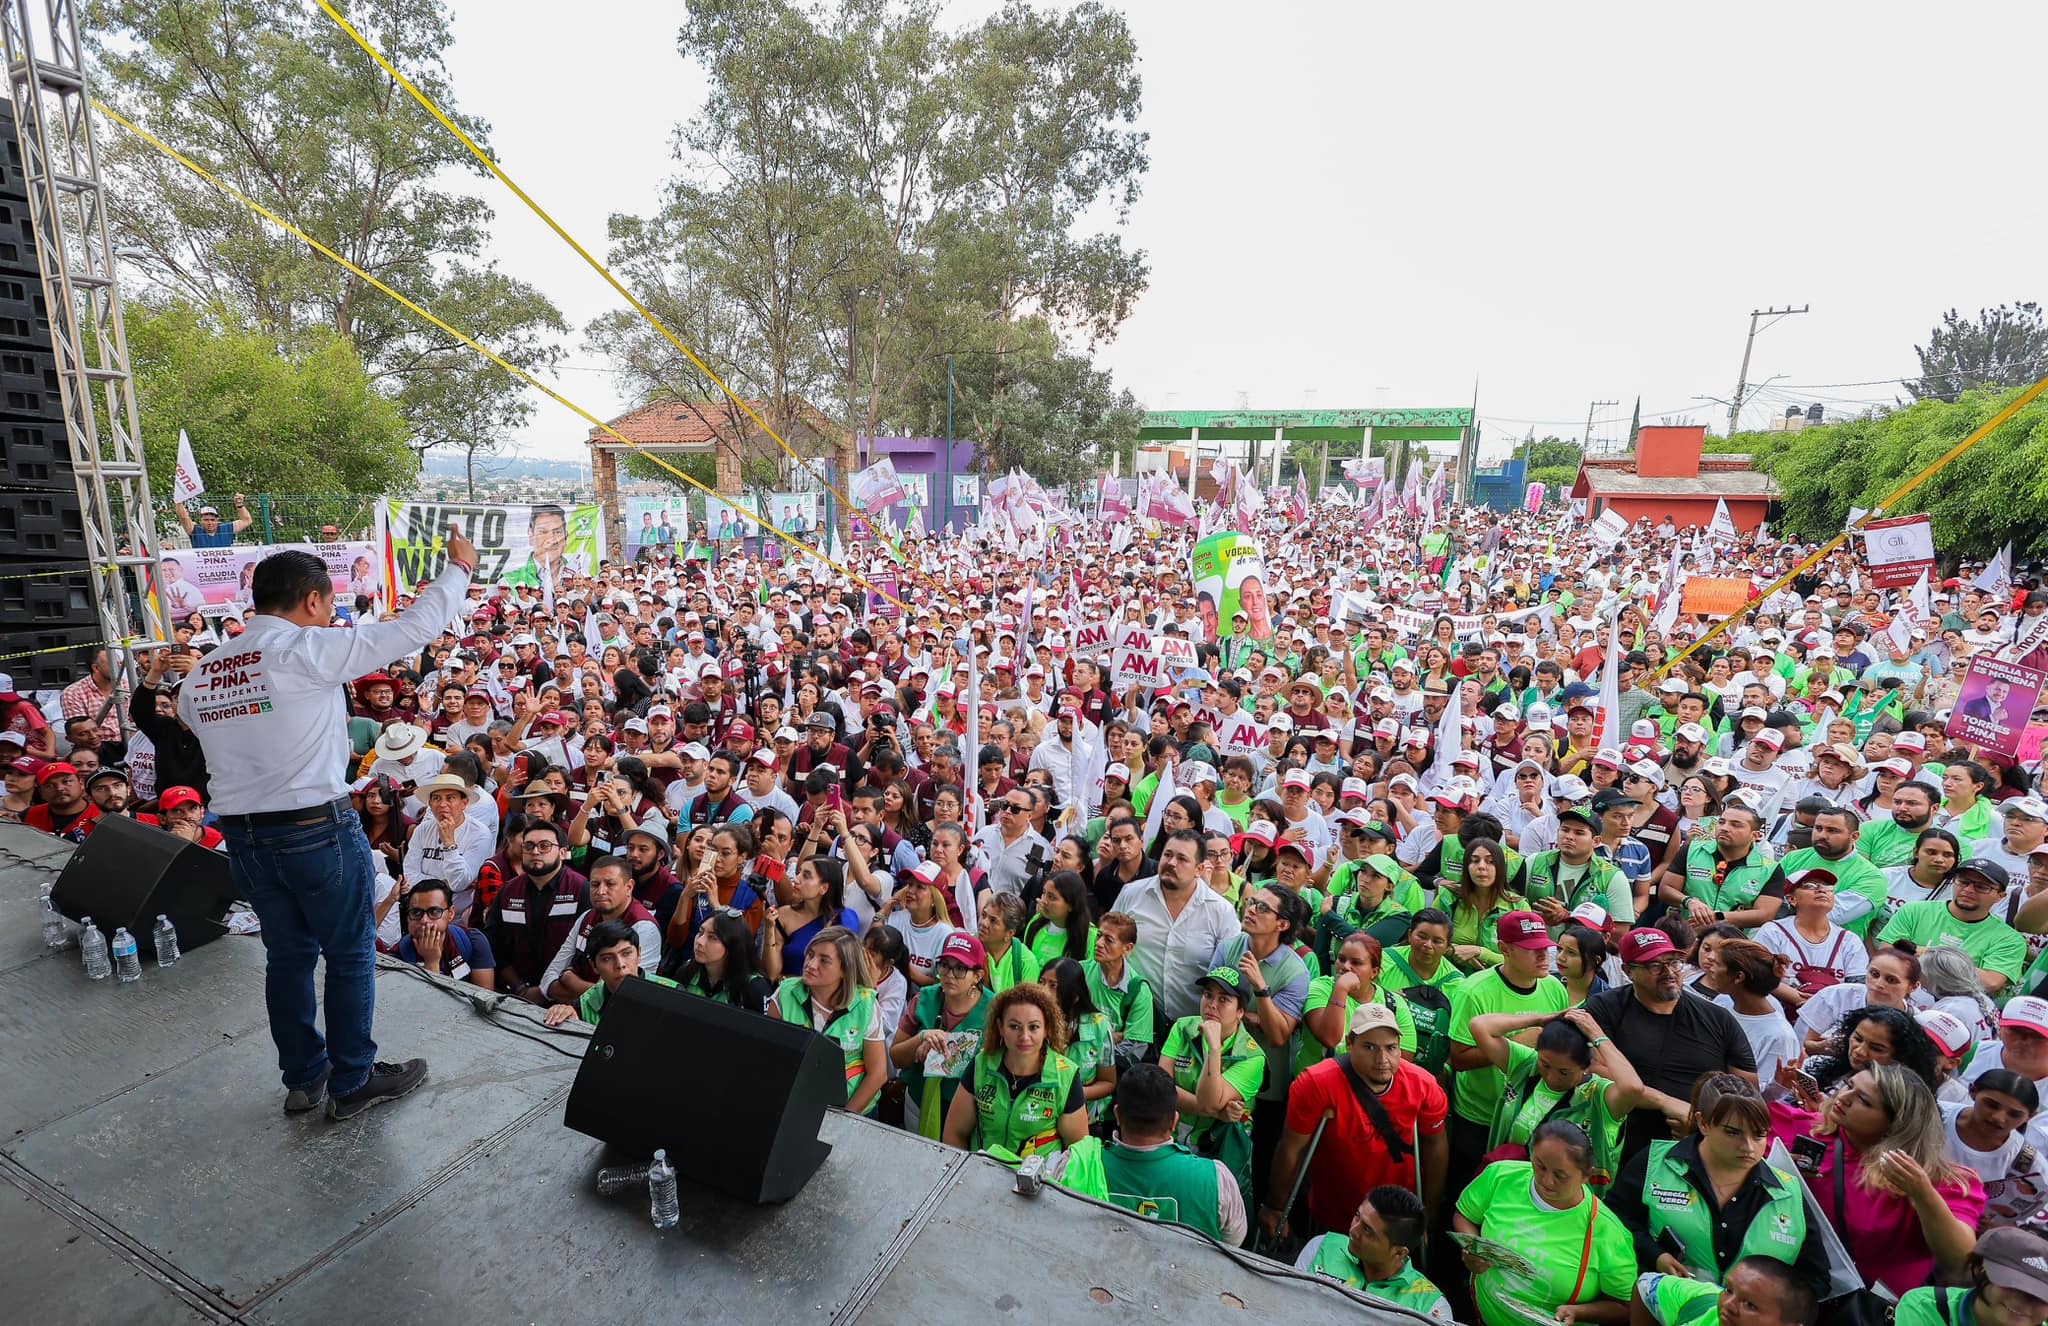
1643;1140;1807;1283
1069;1010;1115;1121
773;979;879;1113
1083;959;1154;1046
1098;1137;1224;1240
985;939;1042;994
1305;1237;1448;1318
1486;1053;1622;1186
1383;948;1460;1077
899;984;992;1139
1777;846;1888;937
1438;834;1523;889
1682;840;1777;915
970;1048;1080;1158
1521;851;1627;921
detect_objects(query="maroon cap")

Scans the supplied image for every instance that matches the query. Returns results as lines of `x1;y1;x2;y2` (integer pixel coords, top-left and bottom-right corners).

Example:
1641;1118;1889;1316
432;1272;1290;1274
1495;910;1554;950
939;932;986;969
1617;929;1679;964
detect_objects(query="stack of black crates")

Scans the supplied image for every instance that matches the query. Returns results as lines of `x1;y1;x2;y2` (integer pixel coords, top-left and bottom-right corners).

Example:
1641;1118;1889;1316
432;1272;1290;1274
0;100;101;690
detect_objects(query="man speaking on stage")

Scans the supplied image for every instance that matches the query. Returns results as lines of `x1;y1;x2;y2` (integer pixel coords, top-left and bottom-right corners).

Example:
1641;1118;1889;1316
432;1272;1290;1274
182;523;476;1121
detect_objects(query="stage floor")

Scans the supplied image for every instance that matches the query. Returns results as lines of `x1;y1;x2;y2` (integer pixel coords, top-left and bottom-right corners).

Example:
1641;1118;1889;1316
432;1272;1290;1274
0;824;1429;1323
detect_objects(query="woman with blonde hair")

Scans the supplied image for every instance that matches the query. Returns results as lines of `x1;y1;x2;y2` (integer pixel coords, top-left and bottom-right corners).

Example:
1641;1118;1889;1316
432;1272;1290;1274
769;925;887;1116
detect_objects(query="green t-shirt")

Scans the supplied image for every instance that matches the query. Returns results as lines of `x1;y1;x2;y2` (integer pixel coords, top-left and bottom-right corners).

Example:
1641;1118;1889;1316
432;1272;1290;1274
1454;1161;1636;1326
1893;1288;1974;1326
1447;969;1569;1125
1499;1039;1625;1167
1857;815;1922;869
1639;1271;1722;1326
1162;1015;1265;1139
1878;901;2027;983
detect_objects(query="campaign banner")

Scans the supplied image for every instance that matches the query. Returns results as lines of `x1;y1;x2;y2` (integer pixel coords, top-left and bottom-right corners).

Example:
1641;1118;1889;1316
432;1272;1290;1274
1589;508;1629;548
1371;602;1548;642
1217;712;1267;758
899;472;930;509
850;458;907;512
1861;514;1936;589
160;540;380;620
1191;530;1273;642
1524;482;1546;513
1157;635;1198;669
382;500;604;595
1072;619;1114;655
702;494;759;544
1679;576;1754;618
624;495;690;560
1947;655;2047;763
951;474;981;508
864;575;902;622
767;492;819;535
1110;624;1160;691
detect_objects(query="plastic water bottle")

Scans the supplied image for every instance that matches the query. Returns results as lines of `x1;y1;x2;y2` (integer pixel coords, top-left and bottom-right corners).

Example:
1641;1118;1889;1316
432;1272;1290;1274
595;1162;650;1197
647;1149;679;1230
153;915;180;968
111;927;141;984
39;885;67;950
80;918;110;980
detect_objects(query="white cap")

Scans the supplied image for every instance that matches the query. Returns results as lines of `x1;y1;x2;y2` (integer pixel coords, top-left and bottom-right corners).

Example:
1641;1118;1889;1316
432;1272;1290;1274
1104;762;1132;783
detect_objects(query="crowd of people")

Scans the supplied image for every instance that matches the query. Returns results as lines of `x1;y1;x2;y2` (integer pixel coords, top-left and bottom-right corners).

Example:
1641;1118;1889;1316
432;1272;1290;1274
11;479;2048;1326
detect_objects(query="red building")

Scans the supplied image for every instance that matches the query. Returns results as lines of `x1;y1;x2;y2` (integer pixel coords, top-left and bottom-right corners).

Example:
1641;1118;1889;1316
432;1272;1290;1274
1569;425;1776;532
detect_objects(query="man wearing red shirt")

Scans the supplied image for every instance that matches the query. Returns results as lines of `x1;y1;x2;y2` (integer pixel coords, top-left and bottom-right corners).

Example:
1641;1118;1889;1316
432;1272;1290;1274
24;761;102;842
157;785;226;850
1261;1003;1448;1244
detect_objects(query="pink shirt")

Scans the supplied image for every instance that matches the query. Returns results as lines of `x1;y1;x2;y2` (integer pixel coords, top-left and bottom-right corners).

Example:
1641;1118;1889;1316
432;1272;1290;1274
1769;1097;1984;1295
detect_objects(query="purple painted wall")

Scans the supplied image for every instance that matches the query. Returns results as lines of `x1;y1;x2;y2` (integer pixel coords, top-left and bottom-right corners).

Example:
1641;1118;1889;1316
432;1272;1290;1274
858;436;980;535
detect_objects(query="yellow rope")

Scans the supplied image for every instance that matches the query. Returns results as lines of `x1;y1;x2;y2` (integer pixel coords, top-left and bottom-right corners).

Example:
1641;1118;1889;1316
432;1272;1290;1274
309;0;959;609
92;99;910;612
1651;372;2048;682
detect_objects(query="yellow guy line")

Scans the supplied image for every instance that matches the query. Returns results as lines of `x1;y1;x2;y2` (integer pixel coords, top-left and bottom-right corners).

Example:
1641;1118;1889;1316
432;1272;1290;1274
92;100;909;612
1652;371;2048;682
312;0;958;610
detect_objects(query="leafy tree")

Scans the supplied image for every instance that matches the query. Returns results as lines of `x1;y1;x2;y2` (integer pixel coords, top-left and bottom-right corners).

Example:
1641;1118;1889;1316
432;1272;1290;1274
1751;387;2048;555
128;301;414;501
1525;465;1578;500
92;0;565;467
1520;437;1581;470
1906;303;2048;402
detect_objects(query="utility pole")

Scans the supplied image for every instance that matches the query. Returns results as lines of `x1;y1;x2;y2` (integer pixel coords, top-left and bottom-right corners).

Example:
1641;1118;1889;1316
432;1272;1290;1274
1584;399;1618;455
1727;305;1808;439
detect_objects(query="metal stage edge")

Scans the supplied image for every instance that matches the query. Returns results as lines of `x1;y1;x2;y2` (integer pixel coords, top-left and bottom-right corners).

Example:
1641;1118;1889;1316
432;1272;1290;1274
0;823;1435;1323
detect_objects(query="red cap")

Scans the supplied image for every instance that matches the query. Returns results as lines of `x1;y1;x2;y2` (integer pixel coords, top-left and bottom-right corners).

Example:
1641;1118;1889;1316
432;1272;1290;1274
34;761;78;785
1496;911;1555;950
939;932;986;969
727;720;756;741
1616;929;1679;964
159;785;203;810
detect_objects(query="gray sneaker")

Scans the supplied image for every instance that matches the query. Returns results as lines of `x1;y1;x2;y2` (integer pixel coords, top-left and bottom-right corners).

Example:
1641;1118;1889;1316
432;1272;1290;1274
284;1070;330;1115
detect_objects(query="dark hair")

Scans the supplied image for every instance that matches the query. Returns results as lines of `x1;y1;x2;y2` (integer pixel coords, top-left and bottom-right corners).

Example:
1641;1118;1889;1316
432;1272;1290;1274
1114;1063;1179;1135
662;908;760;994
1041;956;1099;1027
250;549;333;613
587;854;633;886
1408;906;1451;935
800;855;846;915
403;878;453;910
1819;1005;1939;1093
1729;1256;1817;1326
583;917;640;960
1028;872;1095;963
980;889;1026;936
1718;938;1787;997
1535;1016;1593;1068
1367;1186;1427;1256
522;818;565;847
1559;923;1607;972
1972;1069;2042;1114
1455;838;1510;909
1258;882;1310;949
528;502;568;532
1528;1117;1594;1173
863;924;911;984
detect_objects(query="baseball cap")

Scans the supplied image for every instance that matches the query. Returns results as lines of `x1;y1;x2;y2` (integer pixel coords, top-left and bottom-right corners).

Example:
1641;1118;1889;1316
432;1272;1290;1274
34;761;77;785
1372;717;1400;738
1556;805;1599;832
1752;728;1785;751
1590;788;1640;815
748;748;776;768
1955;858;2014;889
2004;796;2048;822
646;703;673;719
1275;838;1320;870
1567;902;1610;930
938;931;987;969
1591;747;1624;771
1341;777;1372;802
1196;964;1252;1002
1625;759;1665;786
805;712;836;730
678;741;711;760
1552;774;1592;801
1977;1227;2048;1303
1231;821;1277;853
1676;722;1710;744
1268;712;1294;733
1104;761;1132;784
1180;761;1219;786
84;765;128;789
1893;731;1927;751
1347;1003;1402;1037
1281;768;1313;791
1496;911;1554;950
622;717;648;734
774;726;801;743
1915;1009;1973;1058
1617;929;1679;964
1998;996;2048;1037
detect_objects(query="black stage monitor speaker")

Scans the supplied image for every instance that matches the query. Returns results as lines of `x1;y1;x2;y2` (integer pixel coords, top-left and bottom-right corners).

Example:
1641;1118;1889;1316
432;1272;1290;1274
50;813;238;958
564;976;841;1203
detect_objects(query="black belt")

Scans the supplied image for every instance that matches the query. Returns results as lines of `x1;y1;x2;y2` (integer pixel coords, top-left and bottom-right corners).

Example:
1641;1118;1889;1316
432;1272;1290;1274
219;795;353;828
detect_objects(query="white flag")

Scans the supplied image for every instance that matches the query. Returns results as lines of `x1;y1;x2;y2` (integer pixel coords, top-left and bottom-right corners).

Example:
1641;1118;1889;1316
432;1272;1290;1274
1977;543;2013;600
1886;570;1928;656
172;429;206;504
1707;498;1736;544
1597;610;1624;752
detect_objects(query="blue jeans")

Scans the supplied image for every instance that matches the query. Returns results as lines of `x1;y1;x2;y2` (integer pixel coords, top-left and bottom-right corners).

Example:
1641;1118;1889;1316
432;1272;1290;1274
221;806;379;1097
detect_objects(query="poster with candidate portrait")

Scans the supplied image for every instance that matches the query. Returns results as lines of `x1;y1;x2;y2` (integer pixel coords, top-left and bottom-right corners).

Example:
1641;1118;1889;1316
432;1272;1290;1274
1191;531;1273;642
381;500;604;596
159;540;382;621
1947;655;2047;763
624;495;690;560
768;492;818;536
701;494;760;544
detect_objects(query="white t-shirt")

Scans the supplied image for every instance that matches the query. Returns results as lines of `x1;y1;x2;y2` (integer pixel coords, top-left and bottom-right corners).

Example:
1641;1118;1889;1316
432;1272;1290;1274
886;913;958;986
1757;919;1870;986
1792;981;1897;1043
1711;997;1800;1084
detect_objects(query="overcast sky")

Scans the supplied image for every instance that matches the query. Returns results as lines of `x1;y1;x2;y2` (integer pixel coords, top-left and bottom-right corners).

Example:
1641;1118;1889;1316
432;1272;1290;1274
439;1;2047;466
